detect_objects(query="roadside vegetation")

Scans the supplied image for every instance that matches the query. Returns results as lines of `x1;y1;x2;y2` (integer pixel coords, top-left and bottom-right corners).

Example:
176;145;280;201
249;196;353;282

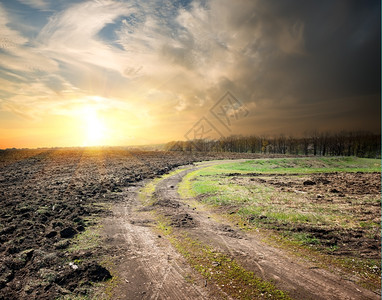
139;168;291;300
178;157;381;290
0;148;261;299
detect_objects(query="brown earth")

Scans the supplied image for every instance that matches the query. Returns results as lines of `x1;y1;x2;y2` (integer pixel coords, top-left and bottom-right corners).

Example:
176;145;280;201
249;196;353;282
228;172;381;259
0;149;262;299
104;162;380;300
1;149;379;299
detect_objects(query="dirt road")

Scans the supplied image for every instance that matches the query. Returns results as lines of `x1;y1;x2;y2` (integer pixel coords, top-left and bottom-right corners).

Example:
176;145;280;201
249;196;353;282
1;149;269;299
103;161;379;299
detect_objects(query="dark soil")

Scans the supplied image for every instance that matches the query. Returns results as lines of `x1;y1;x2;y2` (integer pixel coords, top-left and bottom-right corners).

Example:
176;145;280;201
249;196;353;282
148;163;379;299
0;148;260;299
170;213;197;228
229;172;381;259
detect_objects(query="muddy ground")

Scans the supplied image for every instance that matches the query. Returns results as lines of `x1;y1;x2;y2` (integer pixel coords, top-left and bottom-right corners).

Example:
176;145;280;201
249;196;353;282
103;162;380;300
228;172;381;259
0;148;262;299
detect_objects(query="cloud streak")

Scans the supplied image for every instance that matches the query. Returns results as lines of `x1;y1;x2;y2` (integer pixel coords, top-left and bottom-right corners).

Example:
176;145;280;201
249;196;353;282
17;0;50;10
0;0;379;148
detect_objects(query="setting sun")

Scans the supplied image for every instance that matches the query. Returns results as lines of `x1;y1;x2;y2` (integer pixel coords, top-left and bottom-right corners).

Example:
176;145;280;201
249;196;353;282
82;107;107;146
0;1;380;299
0;0;379;150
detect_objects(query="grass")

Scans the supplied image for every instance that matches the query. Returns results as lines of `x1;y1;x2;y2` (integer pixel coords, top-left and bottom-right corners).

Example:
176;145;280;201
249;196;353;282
68;203;111;253
179;157;380;230
64;204;115;299
214;156;380;173
178;157;381;290
264;232;381;291
68;223;102;253
154;217;291;300
96;260;121;300
138;166;191;204
180;171;349;229
139;170;291;300
171;232;291;300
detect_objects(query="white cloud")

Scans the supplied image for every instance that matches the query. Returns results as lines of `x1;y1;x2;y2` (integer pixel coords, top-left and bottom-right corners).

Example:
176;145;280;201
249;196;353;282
17;0;50;10
5;0;375;141
0;5;28;48
1;0;307;115
0;3;59;73
37;0;134;74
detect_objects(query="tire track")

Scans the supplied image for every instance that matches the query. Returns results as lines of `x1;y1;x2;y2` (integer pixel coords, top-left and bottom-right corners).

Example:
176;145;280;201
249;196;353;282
153;161;379;300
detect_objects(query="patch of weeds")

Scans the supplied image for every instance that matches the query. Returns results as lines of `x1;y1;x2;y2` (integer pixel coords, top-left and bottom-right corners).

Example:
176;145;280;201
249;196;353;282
150;211;290;300
178;171;196;198
156;217;173;236
359;221;377;229
184;273;197;285
138;177;161;203
107;275;121;298
178;167;220;198
86;257;121;300
139;167;191;204
213;157;381;174
141;168;290;299
204;193;252;207
334;256;381;288
169;232;290;300
193;179;222;195
265;211;322;224
68;223;102;253
36;207;49;214
100;274;120;300
326;244;339;253
265;233;381;291
289;232;320;246
177;158;381;292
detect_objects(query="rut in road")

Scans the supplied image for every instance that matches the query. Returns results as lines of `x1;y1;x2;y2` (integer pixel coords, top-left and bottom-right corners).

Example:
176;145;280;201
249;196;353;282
102;181;217;300
103;161;379;299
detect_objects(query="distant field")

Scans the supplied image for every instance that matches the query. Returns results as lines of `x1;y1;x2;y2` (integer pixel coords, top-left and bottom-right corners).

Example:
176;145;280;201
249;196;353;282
0;148;262;299
179;157;381;289
211;156;381;173
1;152;380;298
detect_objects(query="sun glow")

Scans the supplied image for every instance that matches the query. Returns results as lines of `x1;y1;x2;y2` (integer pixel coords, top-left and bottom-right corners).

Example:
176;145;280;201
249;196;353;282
82;107;108;146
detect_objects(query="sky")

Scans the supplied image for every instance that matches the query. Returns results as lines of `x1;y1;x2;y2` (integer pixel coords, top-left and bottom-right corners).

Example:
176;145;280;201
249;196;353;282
0;0;380;148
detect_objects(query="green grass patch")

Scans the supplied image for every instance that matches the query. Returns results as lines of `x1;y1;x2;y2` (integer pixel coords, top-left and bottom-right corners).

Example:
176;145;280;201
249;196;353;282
65;205;114;299
139;166;192;204
140;167;291;299
68;203;111;254
68;223;102;253
179;157;380;232
177;157;381;292
288;232;320;246
155;218;291;300
180;170;334;230
214;157;380;174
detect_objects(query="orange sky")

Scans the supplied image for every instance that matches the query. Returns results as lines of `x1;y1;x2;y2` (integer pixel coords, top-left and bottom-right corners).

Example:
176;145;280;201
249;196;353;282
0;0;380;149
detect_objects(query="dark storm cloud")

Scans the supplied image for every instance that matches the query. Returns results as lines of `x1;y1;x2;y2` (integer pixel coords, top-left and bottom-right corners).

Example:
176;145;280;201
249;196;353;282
283;0;380;99
209;0;380;134
0;0;380;148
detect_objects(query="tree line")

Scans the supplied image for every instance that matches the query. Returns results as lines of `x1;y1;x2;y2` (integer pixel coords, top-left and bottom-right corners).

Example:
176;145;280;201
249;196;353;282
165;131;381;158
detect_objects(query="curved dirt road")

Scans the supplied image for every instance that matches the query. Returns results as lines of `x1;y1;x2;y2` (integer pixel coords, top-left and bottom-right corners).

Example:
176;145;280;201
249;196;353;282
103;161;379;299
